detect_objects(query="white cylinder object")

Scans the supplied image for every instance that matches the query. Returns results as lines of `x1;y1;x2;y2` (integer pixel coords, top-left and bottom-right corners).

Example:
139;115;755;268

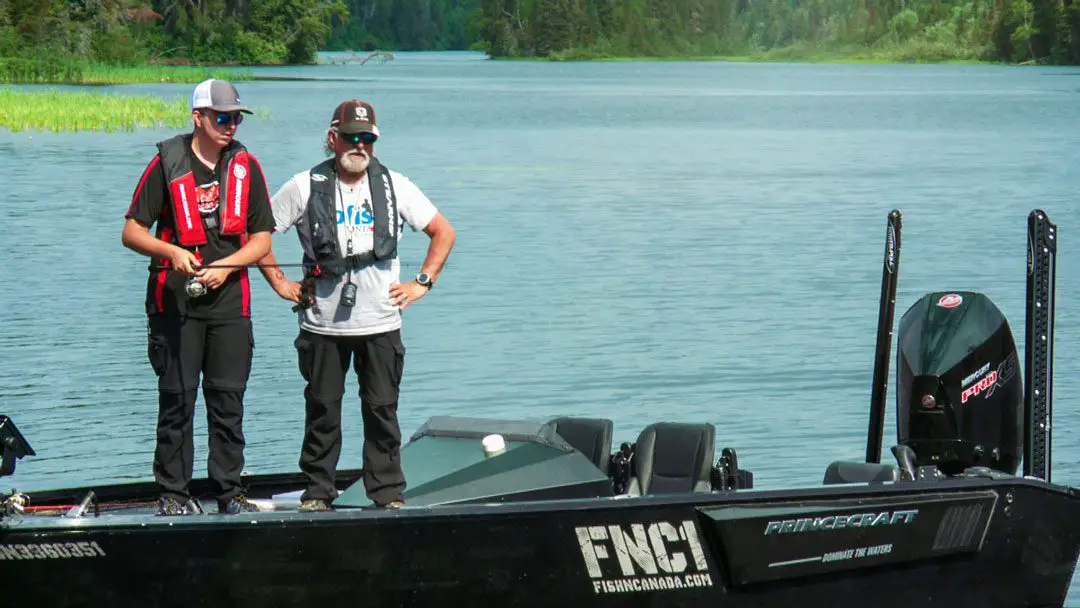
482;434;506;457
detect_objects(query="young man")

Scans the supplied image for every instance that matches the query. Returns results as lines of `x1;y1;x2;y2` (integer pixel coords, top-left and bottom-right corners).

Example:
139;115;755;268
122;79;274;516
259;99;456;512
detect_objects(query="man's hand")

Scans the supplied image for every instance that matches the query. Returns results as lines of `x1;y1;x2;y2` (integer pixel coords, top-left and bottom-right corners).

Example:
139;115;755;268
261;262;302;303
169;247;201;276
195;263;234;290
273;280;303;303
389;281;429;311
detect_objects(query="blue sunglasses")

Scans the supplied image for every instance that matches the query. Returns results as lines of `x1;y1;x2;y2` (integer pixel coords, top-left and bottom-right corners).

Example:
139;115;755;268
209;111;244;126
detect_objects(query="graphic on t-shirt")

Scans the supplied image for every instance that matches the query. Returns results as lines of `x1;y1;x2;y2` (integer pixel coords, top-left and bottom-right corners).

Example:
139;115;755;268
197;181;220;215
336;200;375;232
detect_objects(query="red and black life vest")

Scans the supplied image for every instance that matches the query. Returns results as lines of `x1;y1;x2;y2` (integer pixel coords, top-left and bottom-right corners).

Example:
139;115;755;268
156;133;253;246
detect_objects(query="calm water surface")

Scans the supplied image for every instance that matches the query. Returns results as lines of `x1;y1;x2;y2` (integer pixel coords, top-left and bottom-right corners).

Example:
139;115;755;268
2;51;1079;598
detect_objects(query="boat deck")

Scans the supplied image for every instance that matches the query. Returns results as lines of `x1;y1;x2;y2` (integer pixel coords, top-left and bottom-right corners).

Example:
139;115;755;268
17;489;314;519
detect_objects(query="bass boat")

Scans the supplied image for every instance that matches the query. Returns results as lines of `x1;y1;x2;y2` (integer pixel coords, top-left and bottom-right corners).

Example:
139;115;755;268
0;209;1076;607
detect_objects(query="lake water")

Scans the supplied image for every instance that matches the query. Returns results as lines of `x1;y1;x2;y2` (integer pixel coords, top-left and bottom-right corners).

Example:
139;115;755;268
2;50;1079;597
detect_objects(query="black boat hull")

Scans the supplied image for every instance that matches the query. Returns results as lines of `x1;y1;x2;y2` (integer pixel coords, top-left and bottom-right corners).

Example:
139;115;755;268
2;475;1078;607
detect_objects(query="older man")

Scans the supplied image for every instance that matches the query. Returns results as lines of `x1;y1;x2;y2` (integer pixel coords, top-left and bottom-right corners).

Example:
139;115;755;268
259;99;456;512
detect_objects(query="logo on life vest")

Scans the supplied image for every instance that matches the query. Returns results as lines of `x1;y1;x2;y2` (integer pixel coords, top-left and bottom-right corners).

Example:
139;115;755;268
196;183;219;214
233;164;247;179
178;184;194;230
381;173;395;236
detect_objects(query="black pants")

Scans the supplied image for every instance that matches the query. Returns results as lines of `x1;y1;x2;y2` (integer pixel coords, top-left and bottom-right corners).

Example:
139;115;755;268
293;328;406;506
146;314;253;504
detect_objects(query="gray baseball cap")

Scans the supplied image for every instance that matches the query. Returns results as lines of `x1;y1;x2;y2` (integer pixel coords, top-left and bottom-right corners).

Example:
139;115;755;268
191;79;252;114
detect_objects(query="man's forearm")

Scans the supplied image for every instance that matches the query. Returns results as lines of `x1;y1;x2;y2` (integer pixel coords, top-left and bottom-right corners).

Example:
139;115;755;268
122;219;177;260
420;229;455;282
214;232;272;270
257;249;290;287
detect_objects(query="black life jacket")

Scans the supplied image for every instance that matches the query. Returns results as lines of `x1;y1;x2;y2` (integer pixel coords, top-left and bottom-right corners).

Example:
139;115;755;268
303;156;399;278
156;133;253;247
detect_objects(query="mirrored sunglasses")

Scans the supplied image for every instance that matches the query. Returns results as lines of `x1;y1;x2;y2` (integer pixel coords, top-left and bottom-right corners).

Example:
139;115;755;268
213;112;244;126
339;131;377;145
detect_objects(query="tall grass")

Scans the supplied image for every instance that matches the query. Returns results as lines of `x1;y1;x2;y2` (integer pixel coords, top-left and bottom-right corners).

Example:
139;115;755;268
0;89;190;132
0;57;252;85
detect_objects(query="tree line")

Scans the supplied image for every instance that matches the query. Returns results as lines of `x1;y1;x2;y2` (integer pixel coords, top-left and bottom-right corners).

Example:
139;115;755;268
323;0;483;51
0;0;479;66
1;0;1078;66
477;0;1080;64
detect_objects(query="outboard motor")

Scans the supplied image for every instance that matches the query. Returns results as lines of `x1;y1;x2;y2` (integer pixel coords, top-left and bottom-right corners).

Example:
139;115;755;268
895;291;1022;476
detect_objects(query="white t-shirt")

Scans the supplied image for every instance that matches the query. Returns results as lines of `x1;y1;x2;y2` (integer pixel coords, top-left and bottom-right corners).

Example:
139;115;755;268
270;163;438;336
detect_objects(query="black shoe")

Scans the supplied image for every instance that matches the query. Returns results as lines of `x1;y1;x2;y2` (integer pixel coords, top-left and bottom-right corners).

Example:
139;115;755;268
157;497;188;516
218;495;260;514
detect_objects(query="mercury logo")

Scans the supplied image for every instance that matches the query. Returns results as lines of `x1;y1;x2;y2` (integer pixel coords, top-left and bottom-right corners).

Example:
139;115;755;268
962;370;999;404
937;294;963;309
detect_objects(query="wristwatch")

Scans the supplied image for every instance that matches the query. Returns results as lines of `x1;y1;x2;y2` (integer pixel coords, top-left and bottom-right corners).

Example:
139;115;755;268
415;272;434;289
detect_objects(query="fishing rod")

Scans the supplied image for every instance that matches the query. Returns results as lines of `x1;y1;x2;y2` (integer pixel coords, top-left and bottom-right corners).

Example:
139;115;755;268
153;262;308;271
152;262;439;271
153;260;442;300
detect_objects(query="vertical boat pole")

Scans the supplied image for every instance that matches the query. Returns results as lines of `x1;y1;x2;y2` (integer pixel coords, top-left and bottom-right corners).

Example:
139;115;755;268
866;210;902;464
1024;209;1056;481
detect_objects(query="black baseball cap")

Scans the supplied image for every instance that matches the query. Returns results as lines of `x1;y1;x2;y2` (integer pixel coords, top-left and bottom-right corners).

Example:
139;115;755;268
331;99;380;136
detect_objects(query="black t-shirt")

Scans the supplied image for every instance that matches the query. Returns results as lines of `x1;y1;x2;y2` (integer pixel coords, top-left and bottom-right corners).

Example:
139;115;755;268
125;137;273;319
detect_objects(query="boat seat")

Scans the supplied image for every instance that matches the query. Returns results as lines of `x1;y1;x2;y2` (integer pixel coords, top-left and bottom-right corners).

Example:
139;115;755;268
628;422;715;496
548;416;614;475
823;461;900;485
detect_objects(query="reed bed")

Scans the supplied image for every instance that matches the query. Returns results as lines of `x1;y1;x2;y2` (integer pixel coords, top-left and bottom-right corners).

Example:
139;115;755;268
79;64;253;85
0;89;191;132
0;57;252;85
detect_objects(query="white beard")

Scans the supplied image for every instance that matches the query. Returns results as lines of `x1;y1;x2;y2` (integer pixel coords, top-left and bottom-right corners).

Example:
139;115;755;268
339;150;370;174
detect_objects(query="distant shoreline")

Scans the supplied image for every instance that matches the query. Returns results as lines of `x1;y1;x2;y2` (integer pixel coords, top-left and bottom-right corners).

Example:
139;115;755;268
0;50;1019;89
489;52;998;66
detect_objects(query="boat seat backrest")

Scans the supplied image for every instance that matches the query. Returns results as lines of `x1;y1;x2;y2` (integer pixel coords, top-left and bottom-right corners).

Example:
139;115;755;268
629;422;715;495
822;461;900;485
548;417;614;475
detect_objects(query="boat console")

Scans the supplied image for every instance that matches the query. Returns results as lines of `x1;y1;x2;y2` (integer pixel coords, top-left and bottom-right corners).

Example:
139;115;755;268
329;415;755;509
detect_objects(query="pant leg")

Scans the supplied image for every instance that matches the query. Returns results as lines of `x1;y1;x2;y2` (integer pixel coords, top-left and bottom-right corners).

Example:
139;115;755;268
295;329;352;501
201;316;254;503
354;329;407;505
147;314;205;502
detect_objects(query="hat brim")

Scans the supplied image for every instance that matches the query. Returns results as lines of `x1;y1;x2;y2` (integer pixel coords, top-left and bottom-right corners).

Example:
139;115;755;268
338;122;380;136
205;104;253;114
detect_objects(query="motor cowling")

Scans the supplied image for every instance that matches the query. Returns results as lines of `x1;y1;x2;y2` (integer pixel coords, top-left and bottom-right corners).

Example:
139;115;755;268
896;291;1022;476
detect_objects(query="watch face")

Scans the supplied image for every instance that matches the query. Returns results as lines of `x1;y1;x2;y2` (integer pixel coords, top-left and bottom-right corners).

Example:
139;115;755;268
417;273;431;284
